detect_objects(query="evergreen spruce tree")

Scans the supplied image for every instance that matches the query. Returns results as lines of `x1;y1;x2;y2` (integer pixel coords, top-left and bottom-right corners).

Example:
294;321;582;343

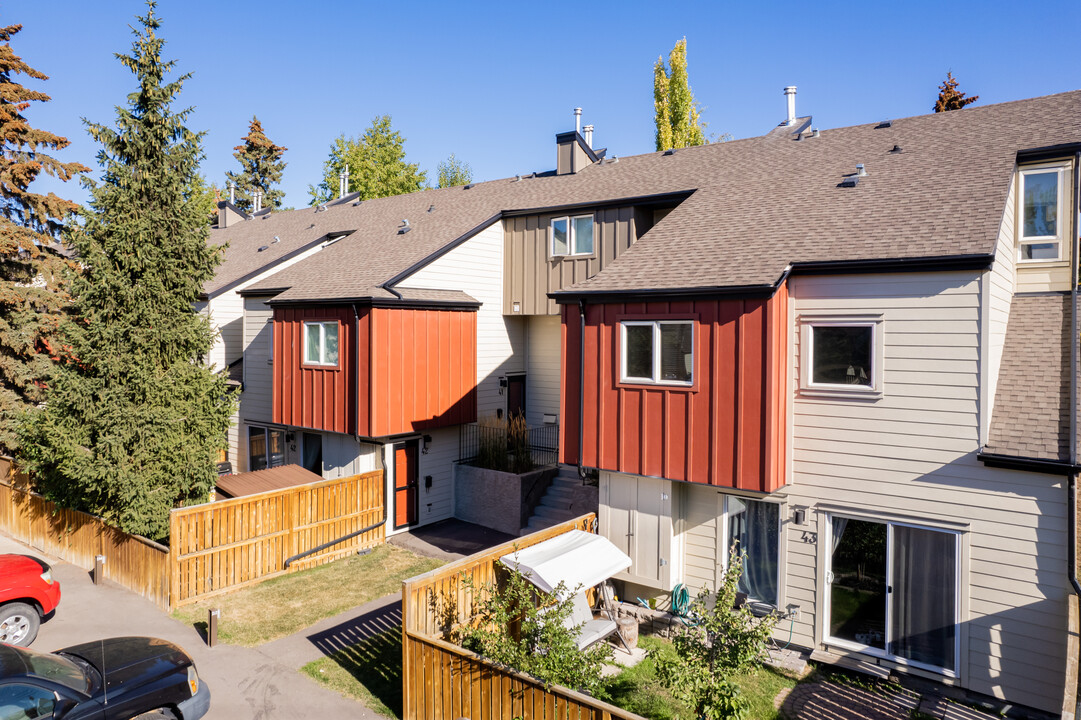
223;116;286;212
436;153;472;188
934;72;979;112
18;4;235;541
0;23;88;454
308;115;427;205
653;38;707;151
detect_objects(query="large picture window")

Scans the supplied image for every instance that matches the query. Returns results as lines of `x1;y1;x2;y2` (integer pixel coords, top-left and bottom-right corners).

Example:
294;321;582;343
303;320;339;366
1018;164;1066;262
550;214;594;256
620;320;694;386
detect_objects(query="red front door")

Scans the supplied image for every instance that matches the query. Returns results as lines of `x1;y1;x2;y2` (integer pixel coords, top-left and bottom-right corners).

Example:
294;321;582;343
394;441;418;529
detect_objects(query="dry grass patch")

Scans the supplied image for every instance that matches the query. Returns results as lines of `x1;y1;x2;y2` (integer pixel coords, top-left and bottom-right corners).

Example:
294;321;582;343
172;543;443;646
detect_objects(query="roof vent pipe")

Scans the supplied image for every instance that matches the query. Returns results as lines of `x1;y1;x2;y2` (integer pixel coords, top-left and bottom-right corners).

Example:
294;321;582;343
228;182;236;204
784;86;797;126
583;124;594;149
856;163;867;177
253;190;263;213
574;107;582;133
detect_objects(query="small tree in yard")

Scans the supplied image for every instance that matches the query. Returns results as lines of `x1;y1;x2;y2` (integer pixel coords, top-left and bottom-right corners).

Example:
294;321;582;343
17;4;235;542
653;549;778;720
458;566;611;695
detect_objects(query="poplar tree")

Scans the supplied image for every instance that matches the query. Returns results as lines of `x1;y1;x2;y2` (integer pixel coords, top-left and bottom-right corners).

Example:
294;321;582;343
224;116;286;212
653;38;707;151
437;153;472;188
934;72;979;112
308;115;427;205
18;4;235;541
0;23;87;454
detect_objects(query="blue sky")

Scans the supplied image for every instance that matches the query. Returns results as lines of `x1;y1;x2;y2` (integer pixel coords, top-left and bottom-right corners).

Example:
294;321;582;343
11;0;1081;208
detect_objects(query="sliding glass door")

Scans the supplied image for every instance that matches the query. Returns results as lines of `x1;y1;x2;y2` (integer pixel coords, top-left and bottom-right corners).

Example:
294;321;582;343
827;516;958;674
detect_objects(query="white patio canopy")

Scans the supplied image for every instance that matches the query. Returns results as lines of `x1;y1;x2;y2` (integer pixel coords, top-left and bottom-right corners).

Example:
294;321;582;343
499;529;632;598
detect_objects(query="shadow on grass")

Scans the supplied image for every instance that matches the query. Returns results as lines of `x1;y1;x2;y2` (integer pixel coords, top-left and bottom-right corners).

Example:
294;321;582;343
304;629;403;719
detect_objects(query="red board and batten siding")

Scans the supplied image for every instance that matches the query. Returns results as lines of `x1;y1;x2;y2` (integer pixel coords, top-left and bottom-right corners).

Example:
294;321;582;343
369;307;477;436
273;305;477;438
273;306;359;435
560;282;788;494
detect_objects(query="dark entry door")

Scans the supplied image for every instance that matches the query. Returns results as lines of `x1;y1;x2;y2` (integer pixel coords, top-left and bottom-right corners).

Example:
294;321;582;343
507;375;526;419
394;441;419;529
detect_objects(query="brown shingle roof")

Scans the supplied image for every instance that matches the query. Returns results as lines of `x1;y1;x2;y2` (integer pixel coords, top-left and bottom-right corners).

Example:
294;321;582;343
985;293;1073;463
215;464;323;499
212;90;1081;303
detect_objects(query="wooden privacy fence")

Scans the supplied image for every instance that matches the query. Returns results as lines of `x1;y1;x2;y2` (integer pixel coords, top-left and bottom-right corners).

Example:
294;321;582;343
0;457;384;612
0;477;171;611
170;470;384;607
401;513;645;720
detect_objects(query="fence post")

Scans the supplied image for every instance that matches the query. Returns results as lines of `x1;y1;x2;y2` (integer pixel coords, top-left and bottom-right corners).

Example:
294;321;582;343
168;509;180;610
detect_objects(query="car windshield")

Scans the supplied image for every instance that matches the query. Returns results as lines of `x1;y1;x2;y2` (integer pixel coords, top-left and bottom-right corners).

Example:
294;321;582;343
24;650;89;694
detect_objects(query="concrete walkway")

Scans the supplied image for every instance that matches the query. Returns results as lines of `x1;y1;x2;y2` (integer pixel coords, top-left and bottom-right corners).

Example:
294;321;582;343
0;533;382;720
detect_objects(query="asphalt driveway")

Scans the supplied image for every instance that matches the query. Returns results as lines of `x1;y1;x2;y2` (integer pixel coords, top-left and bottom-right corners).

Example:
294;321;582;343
0;533;383;720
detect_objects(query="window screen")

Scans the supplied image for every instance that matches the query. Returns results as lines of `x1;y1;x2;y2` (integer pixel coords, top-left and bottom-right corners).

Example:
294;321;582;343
659;323;693;383
623;324;654;380
573;215;594;254
551;217;569;255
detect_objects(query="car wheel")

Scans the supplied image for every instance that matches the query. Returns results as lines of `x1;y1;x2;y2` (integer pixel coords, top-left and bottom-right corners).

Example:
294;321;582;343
0;602;39;647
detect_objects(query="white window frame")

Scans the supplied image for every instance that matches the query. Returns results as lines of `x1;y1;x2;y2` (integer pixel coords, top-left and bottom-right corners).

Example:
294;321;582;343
1017;163;1068;264
550;214;595;257
302;320;339;367
799;313;884;398
822;511;962;678
620;320;694;386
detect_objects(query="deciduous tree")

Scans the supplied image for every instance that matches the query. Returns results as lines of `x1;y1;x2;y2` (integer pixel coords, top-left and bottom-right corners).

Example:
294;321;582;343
934;72;979;112
308;115;426;205
18;3;235;541
653;38;707;150
436;153;472;188
0;23;87;454
224;116;286;211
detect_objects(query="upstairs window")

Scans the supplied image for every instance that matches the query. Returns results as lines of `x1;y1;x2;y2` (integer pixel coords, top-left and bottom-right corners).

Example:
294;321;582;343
800;314;883;397
551;214;594;256
1019;165;1066;262
620;320;694;386
303;320;339;366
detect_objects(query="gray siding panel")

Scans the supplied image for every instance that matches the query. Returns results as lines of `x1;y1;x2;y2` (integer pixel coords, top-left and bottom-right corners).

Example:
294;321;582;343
785;271;1069;714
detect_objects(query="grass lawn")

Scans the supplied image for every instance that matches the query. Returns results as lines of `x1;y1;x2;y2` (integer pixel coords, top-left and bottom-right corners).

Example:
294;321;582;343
597;635;799;720
172;543;443;646
302;628;402;718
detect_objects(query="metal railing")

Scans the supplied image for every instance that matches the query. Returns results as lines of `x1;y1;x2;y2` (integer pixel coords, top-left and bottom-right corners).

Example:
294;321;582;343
458;421;559;471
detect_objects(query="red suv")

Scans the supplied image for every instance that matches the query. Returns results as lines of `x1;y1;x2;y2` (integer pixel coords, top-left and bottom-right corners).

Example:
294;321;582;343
0;554;61;647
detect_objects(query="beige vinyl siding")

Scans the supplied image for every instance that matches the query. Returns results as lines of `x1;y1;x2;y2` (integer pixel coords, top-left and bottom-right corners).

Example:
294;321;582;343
986;174;1017;432
399;221;524;421
681;485;722;593
525;315;561;427
786;271;1069;714
240;296;274;434
504;207;638;315
322;434;379;479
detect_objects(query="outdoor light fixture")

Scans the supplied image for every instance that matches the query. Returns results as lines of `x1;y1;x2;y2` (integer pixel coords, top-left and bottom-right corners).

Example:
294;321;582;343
422;434;432;454
792;507;806;526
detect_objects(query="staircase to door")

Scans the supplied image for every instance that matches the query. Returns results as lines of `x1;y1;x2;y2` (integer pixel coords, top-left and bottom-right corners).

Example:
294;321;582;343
523;464;596;534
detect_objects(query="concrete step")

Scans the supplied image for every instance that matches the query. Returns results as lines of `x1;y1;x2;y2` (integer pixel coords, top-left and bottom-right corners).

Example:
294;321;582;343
533;505;578;523
541;487;575;505
809;649;890;679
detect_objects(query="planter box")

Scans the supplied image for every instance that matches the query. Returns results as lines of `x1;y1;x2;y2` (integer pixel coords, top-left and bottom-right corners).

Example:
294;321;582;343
453;464;557;536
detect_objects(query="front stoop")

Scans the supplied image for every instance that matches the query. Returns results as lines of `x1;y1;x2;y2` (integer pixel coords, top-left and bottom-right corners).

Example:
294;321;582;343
521;465;598;534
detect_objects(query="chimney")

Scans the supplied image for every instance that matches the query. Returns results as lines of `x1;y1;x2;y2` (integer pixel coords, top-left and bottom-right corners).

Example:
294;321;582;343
574;107;582;133
583;124;594;149
556;108;599;175
339;165;350;199
784;86;797;126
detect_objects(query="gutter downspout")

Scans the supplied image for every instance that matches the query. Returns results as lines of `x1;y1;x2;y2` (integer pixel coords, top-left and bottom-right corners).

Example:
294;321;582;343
1070;150;1081;596
578;300;587;480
